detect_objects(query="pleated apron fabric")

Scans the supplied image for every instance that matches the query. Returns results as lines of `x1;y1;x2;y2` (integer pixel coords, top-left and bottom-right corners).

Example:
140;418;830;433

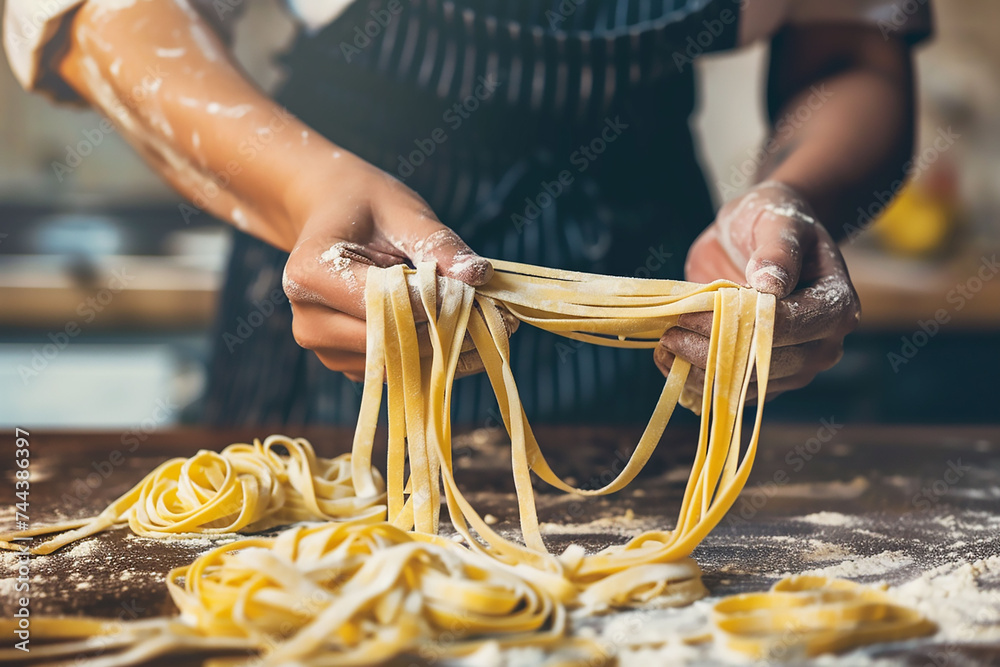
204;0;741;426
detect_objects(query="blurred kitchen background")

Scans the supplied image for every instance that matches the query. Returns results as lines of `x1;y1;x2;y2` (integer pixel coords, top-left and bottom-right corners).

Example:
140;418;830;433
0;1;997;429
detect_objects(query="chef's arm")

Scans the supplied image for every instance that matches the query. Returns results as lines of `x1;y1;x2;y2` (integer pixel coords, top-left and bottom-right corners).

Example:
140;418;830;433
54;0;347;249
662;26;918;400
53;0;494;379
757;24;917;240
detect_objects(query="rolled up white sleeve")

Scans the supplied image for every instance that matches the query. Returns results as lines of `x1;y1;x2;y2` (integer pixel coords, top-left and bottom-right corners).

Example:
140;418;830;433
741;0;934;46
3;0;84;99
3;0;245;102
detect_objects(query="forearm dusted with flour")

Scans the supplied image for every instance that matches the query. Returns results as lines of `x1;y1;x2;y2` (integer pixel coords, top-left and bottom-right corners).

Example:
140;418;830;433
54;0;365;250
53;0;497;379
658;24;916;401
757;24;917;240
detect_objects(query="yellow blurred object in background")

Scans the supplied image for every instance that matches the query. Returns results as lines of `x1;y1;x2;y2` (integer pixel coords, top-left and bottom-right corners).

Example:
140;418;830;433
873;174;958;257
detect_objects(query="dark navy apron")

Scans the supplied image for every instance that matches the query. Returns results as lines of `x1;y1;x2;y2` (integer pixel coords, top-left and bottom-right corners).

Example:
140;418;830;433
203;0;741;426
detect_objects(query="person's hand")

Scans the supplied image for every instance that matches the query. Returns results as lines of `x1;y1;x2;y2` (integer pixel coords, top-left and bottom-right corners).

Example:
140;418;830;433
654;181;861;403
281;163;507;382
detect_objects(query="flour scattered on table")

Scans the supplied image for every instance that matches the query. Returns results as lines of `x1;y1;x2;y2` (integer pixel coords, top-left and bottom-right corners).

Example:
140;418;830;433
795;511;857;527
768;477;869;500
784;550;913;579
0;578;16;598
539;514;655;536
802;539;855;562
124;533;247;549
65;538;99;559
893;555;1000;642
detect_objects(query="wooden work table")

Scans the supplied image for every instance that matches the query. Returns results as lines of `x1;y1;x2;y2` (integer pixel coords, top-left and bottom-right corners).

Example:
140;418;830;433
2;424;999;665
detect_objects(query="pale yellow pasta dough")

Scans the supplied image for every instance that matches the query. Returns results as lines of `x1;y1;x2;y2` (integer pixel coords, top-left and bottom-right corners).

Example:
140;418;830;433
712;575;937;659
0;435;386;554
1;261;931;667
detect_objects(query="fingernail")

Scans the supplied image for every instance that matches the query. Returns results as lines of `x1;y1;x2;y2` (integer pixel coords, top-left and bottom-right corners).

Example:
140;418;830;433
654;348;674;376
749;264;790;295
447;255;493;285
654;346;674;364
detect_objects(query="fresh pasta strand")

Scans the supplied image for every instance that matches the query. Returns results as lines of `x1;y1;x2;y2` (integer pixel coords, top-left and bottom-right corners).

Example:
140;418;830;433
712;576;937;659
4;258;854;667
357;261;774;602
0;435;386;555
0;564;934;667
0;522;610;667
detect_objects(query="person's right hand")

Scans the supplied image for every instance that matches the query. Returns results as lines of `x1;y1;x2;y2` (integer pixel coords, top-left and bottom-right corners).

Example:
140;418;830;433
281;162;501;382
52;0;507;383
51;1;510;382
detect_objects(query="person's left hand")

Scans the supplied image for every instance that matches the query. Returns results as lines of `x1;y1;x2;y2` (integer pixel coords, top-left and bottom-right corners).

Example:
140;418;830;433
654;181;861;404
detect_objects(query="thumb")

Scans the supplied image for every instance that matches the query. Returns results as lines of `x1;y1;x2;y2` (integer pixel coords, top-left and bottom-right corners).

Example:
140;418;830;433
379;199;493;286
744;206;815;298
718;184;817;299
411;227;495;286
